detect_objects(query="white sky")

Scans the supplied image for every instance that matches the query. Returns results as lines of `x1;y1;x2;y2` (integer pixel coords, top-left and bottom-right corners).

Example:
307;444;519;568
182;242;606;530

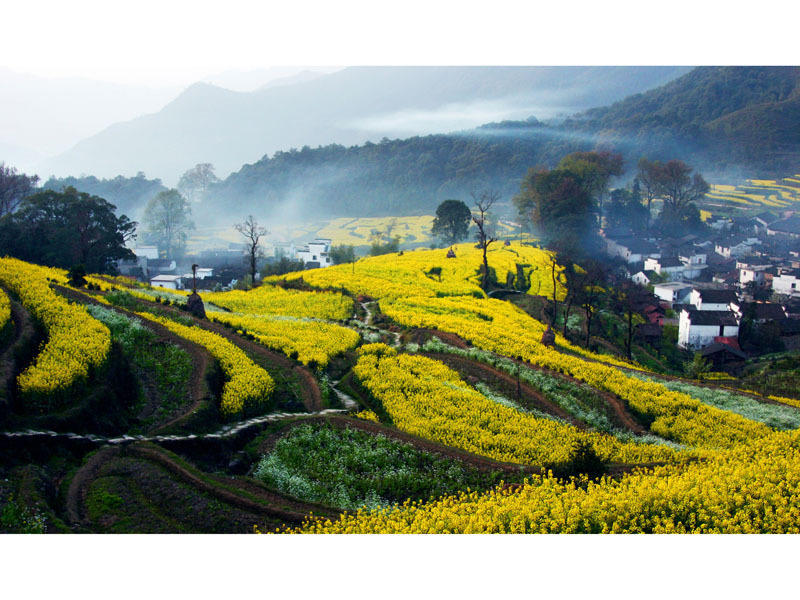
1;0;798;86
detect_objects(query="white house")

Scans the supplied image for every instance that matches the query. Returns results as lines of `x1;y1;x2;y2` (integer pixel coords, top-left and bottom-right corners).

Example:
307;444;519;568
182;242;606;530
631;271;654;286
296;238;333;268
644;257;686;280
181;267;214;283
678;309;739;349
739;265;768;286
653;282;693;305
135;245;160;259
773;273;800;297
688;288;739;312
150;275;184;290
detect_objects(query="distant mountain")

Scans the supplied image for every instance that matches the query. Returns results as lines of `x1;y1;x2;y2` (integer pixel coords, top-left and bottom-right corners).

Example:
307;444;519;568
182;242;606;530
200;67;337;92
40;66;691;183
0;68;179;171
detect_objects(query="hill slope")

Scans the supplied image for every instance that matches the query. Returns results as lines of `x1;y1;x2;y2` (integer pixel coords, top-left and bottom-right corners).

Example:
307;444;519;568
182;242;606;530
39;66;690;183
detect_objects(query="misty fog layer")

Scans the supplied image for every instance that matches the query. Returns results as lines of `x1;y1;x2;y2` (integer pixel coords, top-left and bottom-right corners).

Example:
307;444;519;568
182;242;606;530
33;66;690;183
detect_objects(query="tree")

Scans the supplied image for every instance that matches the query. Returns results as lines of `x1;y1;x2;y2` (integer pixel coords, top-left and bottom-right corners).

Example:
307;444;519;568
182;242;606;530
514;167;597;257
606;187;648;231
235;215;268;285
177;163;218;203
684;352;712;380
0;163;39;217
636;157;662;230
652;160;710;236
610;280;648;360
0;187;136;273
330;244;356;265
142;189;194;259
557;150;623;216
431;199;472;245
369;222;401;256
471;190;499;290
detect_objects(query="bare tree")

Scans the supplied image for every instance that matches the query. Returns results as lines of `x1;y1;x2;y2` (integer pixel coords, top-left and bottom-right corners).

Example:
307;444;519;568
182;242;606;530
471;190;499;291
0;163;39;218
235;215;268;285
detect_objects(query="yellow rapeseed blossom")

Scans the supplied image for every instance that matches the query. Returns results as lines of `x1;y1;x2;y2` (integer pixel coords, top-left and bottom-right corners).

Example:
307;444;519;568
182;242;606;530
0;258;111;399
136;311;274;417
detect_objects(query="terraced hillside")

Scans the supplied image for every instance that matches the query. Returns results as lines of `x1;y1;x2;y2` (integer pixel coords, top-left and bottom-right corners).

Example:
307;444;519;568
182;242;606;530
2;242;800;534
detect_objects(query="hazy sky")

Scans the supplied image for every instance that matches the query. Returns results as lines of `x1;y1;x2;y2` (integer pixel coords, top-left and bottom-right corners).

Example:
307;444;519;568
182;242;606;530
2;0;795;87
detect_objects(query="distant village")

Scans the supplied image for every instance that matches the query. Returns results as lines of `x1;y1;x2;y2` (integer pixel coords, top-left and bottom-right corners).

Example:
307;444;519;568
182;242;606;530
603;210;800;372
116;238;334;291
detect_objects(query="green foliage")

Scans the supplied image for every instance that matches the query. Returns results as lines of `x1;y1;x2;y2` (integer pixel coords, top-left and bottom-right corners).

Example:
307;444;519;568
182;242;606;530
431;199;472;245
0;494;46;533
563;439;607;479
329;244;356;265
0;187;136;274
253;424;514;510
142;189;194;259
0;162;39;217
629;371;800;430
67;264;87;288
86;305;193;430
606;188;648;231
42;172;166;219
684;352;712;380
262;256;306;277
513;163;599;257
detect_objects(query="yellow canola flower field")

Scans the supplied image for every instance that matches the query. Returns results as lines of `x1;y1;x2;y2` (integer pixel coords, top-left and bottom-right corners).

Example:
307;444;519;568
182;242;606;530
0;288;10;331
208;311;360;367
0;258;111;399
297;428;800;533
268;241;566;301
354;345;677;466
203;286;352;320
381;296;771;451
136;311;274;417
316;216;436;246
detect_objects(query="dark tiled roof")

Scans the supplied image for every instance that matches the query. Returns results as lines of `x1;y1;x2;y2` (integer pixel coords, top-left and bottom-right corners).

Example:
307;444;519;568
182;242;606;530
743;303;786;321
700;343;747;359
659;257;683;268
685;309;738;326
698;289;738;304
769;216;800;235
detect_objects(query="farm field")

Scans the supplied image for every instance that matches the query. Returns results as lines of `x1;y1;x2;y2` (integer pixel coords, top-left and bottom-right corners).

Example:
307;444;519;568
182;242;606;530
3;241;800;534
702;173;800;213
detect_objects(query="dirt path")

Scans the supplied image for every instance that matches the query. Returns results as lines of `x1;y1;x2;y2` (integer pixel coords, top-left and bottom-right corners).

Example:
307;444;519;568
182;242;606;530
65;442;341;530
128;444;340;523
63;286;324;412
424;352;586;428
65;445;120;528
134;298;324;412
54;286;213;433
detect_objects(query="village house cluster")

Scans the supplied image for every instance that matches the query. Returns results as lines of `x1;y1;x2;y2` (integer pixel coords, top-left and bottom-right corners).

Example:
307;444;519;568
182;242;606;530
604;209;800;372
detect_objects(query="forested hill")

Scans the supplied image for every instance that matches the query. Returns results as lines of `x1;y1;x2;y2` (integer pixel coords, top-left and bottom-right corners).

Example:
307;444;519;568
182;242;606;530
206;131;563;219
42;173;166;219
206;67;800;219
39;66;690;182
561;66;800;174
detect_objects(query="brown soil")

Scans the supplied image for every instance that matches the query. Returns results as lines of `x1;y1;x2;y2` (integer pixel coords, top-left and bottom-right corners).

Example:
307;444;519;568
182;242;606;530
54;285;213;433
127;443;340;523
116;294;324;412
424;352;585;427
65;445;120;527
